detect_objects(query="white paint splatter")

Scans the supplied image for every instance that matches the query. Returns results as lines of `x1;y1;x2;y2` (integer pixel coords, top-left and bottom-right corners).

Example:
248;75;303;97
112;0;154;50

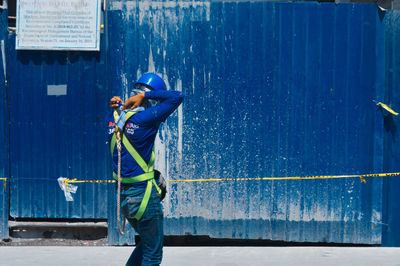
148;46;156;73
176;79;183;158
136;69;142;83
192;67;195;94
372;209;381;223
1;40;6;82
120;72;129;100
162;66;171;90
109;1;211;25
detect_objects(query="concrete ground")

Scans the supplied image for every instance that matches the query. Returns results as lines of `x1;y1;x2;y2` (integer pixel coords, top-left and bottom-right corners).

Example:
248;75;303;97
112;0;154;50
0;246;400;266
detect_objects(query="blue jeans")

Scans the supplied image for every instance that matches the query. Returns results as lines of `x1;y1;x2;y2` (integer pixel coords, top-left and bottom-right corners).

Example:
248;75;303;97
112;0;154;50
120;185;164;266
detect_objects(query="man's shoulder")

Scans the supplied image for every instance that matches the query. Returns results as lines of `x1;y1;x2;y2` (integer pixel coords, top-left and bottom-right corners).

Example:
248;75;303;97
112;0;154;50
126;110;145;123
124;110;140;121
126;110;159;129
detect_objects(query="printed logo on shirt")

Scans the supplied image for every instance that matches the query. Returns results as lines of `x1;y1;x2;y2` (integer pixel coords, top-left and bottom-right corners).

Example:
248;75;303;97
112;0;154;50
108;122;116;135
126;123;139;135
108;122;139;135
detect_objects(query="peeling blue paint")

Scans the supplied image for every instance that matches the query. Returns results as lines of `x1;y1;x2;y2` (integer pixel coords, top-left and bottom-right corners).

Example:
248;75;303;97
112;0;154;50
107;1;386;245
381;11;400;246
0;8;8;239
1;1;400;246
7;34;111;218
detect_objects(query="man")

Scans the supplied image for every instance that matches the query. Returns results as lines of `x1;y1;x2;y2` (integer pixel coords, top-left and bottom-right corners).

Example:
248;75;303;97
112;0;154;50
107;73;184;266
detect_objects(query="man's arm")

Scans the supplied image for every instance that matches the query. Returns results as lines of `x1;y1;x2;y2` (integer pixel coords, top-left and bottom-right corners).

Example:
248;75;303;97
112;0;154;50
124;90;184;125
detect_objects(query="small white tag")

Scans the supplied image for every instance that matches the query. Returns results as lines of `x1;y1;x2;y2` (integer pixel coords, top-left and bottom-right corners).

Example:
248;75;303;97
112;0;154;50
47;85;67;96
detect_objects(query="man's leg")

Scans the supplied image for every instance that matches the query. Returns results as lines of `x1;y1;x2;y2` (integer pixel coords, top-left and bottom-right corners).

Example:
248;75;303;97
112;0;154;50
126;235;143;266
121;187;164;266
134;194;164;266
120;188;146;266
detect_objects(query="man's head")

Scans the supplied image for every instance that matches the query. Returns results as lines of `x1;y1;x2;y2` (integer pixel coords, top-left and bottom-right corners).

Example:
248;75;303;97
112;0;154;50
130;73;167;108
134;73;167;91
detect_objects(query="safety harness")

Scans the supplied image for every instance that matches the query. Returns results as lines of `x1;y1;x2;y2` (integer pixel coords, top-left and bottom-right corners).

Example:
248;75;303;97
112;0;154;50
111;110;161;227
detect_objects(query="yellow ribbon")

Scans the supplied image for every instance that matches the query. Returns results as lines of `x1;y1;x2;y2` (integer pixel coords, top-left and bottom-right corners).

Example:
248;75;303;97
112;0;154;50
167;172;400;183
61;172;400;186
63;178;115;192
0;177;6;190
377;102;399;116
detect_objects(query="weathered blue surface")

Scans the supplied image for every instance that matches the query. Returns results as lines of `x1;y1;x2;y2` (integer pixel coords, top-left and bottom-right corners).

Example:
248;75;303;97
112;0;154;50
0;8;8;239
0;179;8;239
381;11;400;246
8;32;112;218
106;1;385;245
2;0;400;246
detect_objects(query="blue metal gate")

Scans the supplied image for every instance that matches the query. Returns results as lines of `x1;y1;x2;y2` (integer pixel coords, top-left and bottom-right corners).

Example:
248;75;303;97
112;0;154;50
381;10;400;246
0;8;9;239
8;33;112;219
107;1;386;245
2;0;400;245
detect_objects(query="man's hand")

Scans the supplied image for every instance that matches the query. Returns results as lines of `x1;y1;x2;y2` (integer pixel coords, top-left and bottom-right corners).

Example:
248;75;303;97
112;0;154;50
123;92;145;110
110;96;123;109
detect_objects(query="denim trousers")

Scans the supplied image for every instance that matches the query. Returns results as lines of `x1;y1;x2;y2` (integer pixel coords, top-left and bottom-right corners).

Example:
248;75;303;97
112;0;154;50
120;185;164;266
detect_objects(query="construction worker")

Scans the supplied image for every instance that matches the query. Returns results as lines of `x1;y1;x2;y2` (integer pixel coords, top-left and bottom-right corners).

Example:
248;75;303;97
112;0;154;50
107;73;184;266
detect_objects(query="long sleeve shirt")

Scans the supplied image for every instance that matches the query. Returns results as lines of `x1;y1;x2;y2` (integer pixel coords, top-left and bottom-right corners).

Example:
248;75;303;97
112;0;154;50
106;90;184;186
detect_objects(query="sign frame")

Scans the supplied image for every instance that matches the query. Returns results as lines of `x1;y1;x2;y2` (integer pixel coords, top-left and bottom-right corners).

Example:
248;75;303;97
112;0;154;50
16;0;101;51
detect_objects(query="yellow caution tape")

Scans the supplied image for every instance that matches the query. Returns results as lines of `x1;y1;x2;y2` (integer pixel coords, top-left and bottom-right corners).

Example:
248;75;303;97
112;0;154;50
64;178;116;184
63;178;115;192
167;172;400;183
0;177;6;190
377;102;399;115
61;172;400;187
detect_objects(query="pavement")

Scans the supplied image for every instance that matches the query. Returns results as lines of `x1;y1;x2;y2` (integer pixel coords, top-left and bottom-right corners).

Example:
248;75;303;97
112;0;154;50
0;246;400;266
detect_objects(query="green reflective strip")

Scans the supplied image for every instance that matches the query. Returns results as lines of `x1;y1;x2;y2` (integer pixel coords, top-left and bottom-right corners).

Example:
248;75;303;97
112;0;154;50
114;172;161;194
132;180;153;220
122;134;149;172
113;171;154;183
125;111;137;121
152;179;161;194
110;134;116;155
148;150;155;172
122;111;155;172
111;110;160;221
110;110;120;156
110;111;151;173
113;110;119;121
110;111;137;158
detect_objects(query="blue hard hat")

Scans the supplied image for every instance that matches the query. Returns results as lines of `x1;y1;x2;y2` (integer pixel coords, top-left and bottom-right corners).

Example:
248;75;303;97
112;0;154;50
135;73;167;91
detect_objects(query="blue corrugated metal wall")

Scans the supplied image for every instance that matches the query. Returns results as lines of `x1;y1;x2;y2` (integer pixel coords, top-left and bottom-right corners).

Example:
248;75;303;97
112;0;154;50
8;33;112;218
382;10;400;246
0;8;8;239
107;1;386;245
1;0;400;245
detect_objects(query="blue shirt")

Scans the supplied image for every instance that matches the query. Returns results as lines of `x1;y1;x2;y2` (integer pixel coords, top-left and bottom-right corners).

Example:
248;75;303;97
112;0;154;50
106;90;184;185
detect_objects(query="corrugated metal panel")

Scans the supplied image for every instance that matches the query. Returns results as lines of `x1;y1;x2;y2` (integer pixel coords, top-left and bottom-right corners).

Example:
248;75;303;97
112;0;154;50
107;1;383;244
0;8;9;239
0;179;8;239
8;32;113;218
382;10;400;246
0;184;7;239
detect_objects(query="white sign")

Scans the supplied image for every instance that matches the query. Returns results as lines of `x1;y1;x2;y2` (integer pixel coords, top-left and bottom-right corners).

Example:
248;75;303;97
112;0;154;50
16;0;101;51
47;84;67;96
